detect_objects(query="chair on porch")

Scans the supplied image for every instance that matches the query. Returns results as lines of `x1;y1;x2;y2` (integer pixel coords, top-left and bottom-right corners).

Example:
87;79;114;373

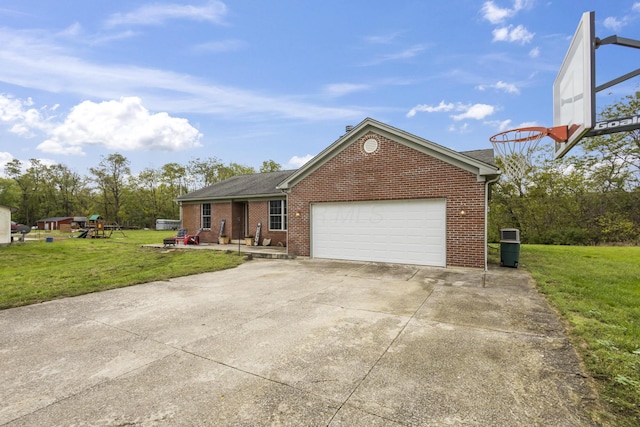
184;228;203;245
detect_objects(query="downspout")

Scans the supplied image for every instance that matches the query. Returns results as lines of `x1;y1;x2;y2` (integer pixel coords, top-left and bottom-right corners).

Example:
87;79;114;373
484;175;501;271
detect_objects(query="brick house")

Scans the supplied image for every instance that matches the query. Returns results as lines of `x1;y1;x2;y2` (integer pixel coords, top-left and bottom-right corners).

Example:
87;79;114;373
177;118;500;269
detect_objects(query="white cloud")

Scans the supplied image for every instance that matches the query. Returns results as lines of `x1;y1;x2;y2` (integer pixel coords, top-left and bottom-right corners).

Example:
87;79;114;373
90;30;138;45
448;122;470;133
36;97;202;156
192;39;247;53
451;104;495;121
477;81;520;94
518;121;539;128
105;1;228;27
481;1;513;24
498;119;512;131
484;119;512;131
603;16;626;32
485;119;541;133
529;46;540;58
287;154;314;169
494;81;520;94
408;101;495;121
481;0;532;24
634;3;640;12
492;24;534;44
509;25;535;43
323;83;370;97
406;101;454;118
0;94;52;137
0;95;31;122
363;44;427;66
59;22;82;37
364;32;403;44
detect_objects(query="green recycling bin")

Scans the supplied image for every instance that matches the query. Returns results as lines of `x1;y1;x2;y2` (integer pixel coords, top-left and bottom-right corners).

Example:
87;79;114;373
500;241;520;268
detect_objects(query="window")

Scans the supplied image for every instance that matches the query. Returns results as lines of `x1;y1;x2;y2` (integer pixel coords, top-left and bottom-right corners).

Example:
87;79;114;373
202;203;211;229
269;200;287;230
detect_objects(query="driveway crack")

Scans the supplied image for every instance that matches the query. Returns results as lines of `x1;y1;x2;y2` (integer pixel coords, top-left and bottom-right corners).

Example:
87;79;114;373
326;285;435;425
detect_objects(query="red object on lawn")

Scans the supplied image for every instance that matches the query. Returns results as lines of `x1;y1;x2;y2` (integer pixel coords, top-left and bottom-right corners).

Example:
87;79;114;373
185;228;203;245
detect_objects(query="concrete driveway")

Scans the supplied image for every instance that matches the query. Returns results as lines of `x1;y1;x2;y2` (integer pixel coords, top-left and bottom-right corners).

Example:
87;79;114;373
1;259;598;426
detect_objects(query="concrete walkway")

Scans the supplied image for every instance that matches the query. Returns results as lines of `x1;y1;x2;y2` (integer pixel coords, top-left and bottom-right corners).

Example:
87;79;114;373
0;259;599;426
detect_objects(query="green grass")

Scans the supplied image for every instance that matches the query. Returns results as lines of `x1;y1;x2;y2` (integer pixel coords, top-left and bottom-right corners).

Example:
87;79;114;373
520;245;640;426
0;230;244;309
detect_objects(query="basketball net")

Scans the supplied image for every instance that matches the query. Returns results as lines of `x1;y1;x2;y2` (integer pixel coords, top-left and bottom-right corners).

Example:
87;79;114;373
490;127;550;183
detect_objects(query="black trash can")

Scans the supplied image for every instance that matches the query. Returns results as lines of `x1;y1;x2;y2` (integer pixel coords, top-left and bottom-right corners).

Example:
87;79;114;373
500;241;520;268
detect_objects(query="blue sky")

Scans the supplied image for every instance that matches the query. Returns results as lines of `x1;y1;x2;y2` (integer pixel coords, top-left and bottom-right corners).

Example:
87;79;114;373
1;0;639;176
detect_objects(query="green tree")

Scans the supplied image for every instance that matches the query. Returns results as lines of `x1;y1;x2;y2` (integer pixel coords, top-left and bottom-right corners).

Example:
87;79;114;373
4;158;48;226
187;157;223;191
259;159;282;173
216;162;255;181
89;153;131;224
35;163;87;218
125;168;161;228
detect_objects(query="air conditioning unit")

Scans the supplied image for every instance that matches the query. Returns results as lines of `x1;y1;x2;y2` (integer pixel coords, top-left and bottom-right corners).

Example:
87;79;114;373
499;228;520;243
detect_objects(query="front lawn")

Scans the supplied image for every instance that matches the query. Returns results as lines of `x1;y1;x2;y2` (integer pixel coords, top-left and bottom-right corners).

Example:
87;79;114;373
0;230;243;309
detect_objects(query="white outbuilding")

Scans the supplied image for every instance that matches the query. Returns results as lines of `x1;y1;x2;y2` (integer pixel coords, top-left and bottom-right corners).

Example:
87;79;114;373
0;205;18;246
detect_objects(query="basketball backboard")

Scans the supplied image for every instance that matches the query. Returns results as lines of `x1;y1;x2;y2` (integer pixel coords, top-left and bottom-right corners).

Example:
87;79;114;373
553;11;596;159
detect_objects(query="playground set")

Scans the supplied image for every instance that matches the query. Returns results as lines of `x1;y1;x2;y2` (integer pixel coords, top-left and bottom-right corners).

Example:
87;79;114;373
76;215;126;239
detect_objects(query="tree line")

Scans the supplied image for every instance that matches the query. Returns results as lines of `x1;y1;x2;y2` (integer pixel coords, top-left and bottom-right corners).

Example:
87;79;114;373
489;92;640;245
1;155;281;229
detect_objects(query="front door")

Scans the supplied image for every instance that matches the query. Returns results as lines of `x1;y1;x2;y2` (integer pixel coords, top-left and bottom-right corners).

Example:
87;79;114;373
231;201;248;240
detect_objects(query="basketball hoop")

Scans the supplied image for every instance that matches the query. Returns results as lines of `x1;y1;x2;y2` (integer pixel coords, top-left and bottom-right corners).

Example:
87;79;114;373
489;126;567;182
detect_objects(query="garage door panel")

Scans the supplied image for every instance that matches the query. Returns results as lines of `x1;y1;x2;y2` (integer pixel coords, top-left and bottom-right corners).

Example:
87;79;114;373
311;200;446;267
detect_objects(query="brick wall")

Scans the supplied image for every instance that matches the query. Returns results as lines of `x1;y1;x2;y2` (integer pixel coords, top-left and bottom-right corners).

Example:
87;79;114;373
181;201;231;243
287;132;487;268
247;200;287;247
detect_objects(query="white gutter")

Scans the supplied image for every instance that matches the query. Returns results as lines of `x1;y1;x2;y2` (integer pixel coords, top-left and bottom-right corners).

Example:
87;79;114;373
484;174;501;271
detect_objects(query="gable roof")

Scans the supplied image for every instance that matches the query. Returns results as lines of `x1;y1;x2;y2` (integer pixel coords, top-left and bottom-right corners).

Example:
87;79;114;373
177;170;295;202
37;216;74;222
459;149;497;167
276;118;500;190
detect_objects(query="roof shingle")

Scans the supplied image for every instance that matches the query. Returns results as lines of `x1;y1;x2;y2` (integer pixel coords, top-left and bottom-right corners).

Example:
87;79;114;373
177;170;295;201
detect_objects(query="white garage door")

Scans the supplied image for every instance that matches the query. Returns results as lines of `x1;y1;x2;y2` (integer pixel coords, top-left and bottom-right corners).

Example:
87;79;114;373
311;199;446;266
